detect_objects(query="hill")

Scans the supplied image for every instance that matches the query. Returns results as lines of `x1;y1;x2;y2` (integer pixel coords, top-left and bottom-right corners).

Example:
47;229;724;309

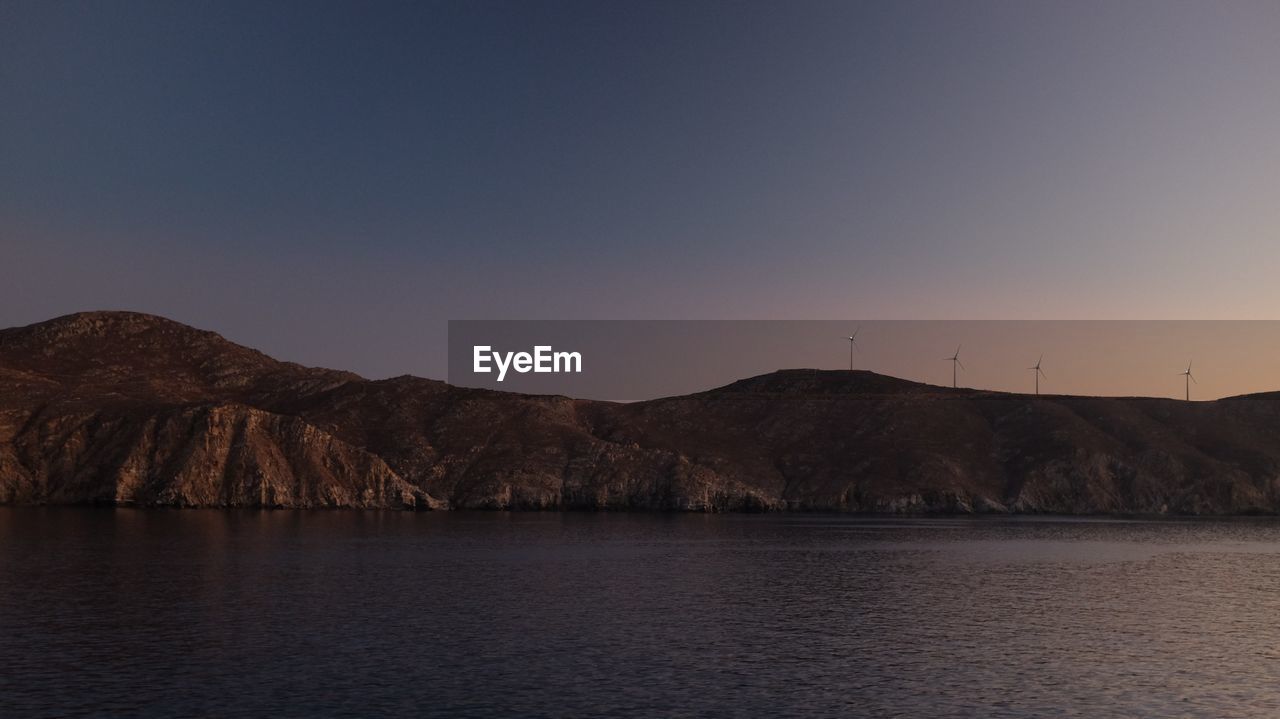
3;312;1280;513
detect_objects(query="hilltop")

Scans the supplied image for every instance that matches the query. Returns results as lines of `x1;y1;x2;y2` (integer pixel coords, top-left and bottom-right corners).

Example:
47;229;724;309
3;312;1280;513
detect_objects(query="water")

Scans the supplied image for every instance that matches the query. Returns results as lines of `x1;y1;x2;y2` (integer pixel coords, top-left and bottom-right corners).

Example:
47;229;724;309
3;510;1280;718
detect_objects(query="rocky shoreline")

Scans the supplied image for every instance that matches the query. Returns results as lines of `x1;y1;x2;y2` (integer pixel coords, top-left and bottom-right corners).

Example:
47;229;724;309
5;312;1280;515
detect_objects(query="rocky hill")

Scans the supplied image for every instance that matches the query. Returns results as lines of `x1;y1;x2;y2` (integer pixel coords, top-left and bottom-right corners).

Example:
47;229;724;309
4;311;1280;514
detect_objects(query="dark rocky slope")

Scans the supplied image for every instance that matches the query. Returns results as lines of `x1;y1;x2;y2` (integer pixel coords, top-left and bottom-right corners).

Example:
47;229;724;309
3;311;1280;514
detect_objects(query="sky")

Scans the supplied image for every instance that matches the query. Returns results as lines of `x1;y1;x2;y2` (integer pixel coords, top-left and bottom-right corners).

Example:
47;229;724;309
3;0;1280;384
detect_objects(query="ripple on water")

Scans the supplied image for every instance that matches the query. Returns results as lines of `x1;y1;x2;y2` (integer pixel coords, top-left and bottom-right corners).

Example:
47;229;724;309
3;509;1280;718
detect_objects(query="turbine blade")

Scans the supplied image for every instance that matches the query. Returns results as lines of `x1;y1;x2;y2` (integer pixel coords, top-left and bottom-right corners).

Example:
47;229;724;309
957;359;966;371
1190;374;1197;384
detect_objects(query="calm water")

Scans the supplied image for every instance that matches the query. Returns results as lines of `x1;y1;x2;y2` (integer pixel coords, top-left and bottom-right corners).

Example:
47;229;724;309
4;510;1280;717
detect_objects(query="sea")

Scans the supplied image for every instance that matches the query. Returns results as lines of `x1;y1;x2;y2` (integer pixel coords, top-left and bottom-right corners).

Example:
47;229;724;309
3;508;1279;718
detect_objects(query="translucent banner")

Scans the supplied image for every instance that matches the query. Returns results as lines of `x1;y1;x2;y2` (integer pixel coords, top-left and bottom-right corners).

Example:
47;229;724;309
447;320;1280;402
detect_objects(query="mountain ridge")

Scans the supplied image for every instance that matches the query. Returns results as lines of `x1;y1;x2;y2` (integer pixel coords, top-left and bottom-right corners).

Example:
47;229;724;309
4;311;1280;514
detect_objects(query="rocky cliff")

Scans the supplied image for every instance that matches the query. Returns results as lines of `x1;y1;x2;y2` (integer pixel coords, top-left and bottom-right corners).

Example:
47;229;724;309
4;311;1280;514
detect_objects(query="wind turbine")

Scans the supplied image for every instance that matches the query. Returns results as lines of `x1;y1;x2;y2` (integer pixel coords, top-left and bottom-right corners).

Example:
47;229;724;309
844;326;860;371
1028;354;1046;395
944;345;964;388
1181;360;1196;401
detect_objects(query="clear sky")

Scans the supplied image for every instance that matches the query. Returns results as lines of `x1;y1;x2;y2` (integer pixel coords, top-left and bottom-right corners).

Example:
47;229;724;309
3;0;1279;381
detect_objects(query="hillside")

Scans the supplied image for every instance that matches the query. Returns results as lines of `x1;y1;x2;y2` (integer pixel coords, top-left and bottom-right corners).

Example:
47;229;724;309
3;312;1280;513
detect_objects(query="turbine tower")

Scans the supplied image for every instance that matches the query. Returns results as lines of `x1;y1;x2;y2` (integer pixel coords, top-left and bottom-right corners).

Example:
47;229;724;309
944;345;964;388
1181;360;1196;401
1028;354;1046;395
845;326;860;371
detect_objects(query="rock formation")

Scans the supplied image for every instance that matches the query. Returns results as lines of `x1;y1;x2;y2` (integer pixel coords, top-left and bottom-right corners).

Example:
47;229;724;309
4;311;1280;514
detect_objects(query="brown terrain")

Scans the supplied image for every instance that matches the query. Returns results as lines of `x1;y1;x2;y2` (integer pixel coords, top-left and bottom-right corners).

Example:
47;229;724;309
3;311;1280;514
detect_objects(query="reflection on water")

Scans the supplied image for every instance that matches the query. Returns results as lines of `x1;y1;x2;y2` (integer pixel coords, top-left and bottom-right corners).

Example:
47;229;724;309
3;509;1280;718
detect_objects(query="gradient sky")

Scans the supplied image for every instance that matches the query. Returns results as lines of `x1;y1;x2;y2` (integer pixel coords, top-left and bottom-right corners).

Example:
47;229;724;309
3;0;1280;381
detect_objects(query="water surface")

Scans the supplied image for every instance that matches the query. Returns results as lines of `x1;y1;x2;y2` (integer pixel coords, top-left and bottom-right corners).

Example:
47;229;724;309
3;509;1279;717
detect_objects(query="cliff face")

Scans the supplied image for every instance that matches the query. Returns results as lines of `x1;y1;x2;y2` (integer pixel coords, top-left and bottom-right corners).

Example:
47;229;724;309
0;313;432;509
4;311;1280;514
